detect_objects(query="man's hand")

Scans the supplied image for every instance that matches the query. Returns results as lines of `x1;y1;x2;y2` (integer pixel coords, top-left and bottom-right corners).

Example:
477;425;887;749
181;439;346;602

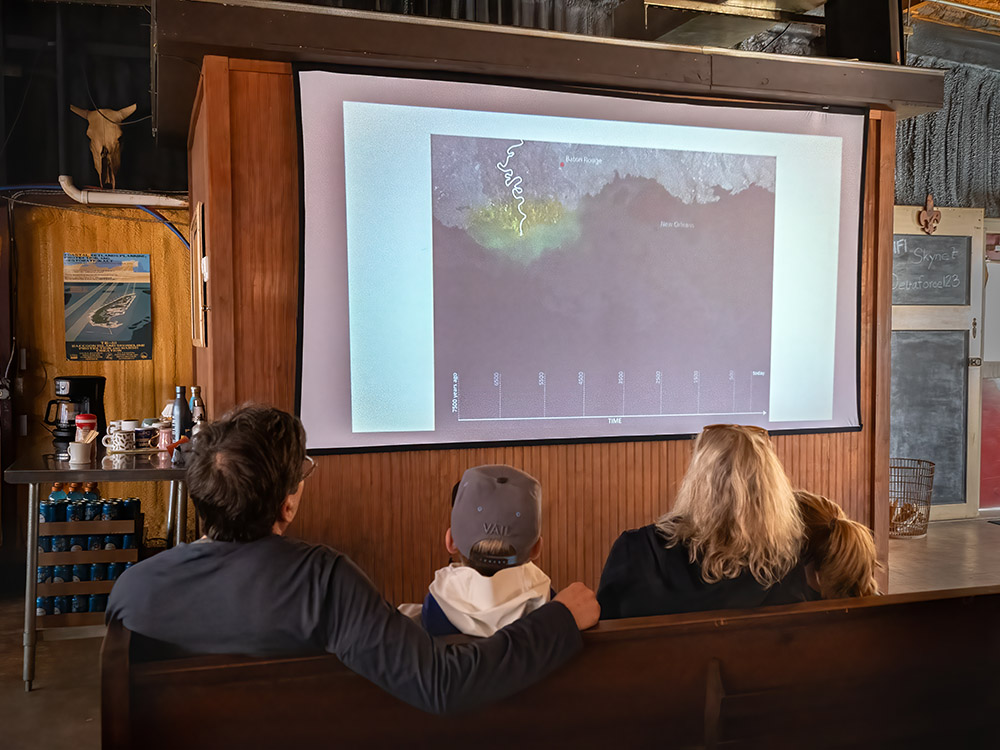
553;582;600;630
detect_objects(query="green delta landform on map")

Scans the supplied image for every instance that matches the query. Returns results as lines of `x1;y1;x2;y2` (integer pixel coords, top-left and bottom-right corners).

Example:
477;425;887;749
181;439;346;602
431;137;776;264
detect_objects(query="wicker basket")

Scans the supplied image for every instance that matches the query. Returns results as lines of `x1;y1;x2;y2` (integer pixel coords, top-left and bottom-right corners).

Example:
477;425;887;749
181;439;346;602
889;458;935;539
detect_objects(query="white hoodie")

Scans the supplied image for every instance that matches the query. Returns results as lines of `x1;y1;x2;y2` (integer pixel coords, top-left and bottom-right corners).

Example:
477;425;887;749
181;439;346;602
427;562;552;638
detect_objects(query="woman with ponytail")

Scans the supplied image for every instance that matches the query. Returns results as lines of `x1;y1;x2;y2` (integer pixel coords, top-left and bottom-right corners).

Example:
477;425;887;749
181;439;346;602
795;491;880;598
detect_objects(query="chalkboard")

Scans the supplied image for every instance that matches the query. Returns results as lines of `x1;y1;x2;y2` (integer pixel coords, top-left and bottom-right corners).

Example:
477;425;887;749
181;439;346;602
892;234;971;305
890;330;968;505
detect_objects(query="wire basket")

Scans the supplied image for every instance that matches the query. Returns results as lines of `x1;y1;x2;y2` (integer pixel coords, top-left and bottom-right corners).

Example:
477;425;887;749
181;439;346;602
889;458;935;539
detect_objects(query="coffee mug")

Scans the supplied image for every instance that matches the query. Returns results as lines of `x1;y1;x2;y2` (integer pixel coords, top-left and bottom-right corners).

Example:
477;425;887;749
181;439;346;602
108;420;122;434
68;441;91;464
102;430;135;452
134;428;157;449
156;423;173;452
121;419;142;432
142;418;160;427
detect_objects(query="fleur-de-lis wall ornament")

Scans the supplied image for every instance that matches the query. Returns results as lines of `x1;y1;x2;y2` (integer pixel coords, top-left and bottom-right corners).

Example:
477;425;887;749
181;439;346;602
918;194;941;235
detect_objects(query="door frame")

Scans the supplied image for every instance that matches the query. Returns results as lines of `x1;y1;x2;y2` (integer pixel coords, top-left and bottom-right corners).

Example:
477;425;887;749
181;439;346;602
980;219;1000;514
892;205;984;521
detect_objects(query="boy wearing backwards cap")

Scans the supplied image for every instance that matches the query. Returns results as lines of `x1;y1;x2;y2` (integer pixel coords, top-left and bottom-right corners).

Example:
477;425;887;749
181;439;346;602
421;465;553;637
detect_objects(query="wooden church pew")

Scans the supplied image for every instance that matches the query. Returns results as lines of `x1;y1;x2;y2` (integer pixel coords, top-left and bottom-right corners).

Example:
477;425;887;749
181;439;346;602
102;585;1000;749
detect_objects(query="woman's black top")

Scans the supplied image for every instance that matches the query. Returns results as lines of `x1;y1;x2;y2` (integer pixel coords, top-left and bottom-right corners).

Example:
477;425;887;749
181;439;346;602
597;524;821;620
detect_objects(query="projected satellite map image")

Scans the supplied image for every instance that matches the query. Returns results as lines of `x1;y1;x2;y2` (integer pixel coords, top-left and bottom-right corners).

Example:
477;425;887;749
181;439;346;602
431;136;778;435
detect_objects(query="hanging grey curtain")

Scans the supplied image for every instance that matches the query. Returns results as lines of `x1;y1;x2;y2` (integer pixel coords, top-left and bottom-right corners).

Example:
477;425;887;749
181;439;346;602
311;0;623;36
896;55;1000;217
430;0;622;35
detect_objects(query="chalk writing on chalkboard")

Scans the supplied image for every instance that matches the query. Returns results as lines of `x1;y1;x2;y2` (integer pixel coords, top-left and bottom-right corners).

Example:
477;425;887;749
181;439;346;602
892;234;971;306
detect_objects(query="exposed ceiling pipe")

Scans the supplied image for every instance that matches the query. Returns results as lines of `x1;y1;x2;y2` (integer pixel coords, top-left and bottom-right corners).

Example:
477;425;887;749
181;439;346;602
58;175;188;208
927;0;1000;19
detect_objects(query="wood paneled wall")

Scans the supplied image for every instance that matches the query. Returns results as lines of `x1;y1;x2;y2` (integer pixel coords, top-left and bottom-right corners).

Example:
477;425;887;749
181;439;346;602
11;200;194;543
191;57;895;604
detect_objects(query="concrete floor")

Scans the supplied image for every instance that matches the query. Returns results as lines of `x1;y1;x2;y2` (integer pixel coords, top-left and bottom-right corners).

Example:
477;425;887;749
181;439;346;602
1;517;999;750
0;594;101;750
888;516;1000;594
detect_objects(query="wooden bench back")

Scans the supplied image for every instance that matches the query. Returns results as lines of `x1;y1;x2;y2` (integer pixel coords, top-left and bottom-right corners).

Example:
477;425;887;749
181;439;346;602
102;585;1000;749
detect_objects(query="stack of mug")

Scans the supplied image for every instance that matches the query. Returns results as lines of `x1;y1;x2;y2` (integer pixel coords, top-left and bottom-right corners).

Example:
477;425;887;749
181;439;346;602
103;419;173;453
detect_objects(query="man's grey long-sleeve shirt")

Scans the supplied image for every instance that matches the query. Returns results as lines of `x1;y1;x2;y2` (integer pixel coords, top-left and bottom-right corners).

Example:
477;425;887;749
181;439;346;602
106;534;582;714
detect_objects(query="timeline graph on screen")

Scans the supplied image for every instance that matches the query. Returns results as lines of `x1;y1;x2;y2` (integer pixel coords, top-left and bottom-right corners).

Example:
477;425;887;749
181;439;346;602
432;136;775;439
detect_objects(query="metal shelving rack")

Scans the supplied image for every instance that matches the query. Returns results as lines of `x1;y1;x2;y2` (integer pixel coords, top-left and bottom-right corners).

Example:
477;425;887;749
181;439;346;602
5;449;188;691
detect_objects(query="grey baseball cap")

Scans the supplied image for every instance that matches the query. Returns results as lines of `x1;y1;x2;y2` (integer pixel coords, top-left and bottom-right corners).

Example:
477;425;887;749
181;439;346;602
451;465;542;571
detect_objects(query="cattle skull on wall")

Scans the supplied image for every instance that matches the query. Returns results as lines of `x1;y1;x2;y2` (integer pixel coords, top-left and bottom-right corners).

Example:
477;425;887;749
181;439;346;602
70;103;137;190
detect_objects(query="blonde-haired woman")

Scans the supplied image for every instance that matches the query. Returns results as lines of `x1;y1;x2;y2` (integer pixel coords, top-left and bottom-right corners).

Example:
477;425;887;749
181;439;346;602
796;491;880;599
597;424;818;619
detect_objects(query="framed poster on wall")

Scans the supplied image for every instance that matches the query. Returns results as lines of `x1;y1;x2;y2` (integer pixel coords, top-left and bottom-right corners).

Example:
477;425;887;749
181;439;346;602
63;252;153;361
190;201;208;347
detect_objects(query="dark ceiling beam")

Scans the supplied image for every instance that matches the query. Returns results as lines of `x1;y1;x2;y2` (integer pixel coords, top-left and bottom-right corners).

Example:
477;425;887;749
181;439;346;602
4;35;55;52
153;0;945;140
6;34;148;58
30;0;151;7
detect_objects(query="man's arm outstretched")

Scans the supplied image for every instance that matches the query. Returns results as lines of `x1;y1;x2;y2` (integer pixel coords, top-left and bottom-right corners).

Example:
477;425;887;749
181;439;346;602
324;555;599;715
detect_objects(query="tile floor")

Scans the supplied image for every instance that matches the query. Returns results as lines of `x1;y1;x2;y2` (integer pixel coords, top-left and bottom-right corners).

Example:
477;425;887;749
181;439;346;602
1;517;999;749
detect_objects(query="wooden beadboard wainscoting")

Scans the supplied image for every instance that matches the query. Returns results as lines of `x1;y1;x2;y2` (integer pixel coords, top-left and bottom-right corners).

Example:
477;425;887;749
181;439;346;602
189;57;894;604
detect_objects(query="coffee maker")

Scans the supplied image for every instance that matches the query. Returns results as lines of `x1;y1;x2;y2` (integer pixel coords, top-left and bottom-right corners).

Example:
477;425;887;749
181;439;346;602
44;376;107;457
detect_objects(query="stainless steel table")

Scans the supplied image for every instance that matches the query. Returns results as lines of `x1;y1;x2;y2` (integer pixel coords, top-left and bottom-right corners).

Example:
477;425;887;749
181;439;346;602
5;449;187;691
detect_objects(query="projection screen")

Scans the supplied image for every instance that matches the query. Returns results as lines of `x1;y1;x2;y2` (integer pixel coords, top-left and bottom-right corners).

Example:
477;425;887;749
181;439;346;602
297;68;866;452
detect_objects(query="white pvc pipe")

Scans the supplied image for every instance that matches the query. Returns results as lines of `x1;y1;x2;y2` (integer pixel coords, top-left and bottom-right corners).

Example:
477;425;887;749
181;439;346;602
58;175;189;208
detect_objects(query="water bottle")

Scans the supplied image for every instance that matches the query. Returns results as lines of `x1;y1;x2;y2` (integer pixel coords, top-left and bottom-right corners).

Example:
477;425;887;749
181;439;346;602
189;385;207;423
48;483;68;502
171;386;193;443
